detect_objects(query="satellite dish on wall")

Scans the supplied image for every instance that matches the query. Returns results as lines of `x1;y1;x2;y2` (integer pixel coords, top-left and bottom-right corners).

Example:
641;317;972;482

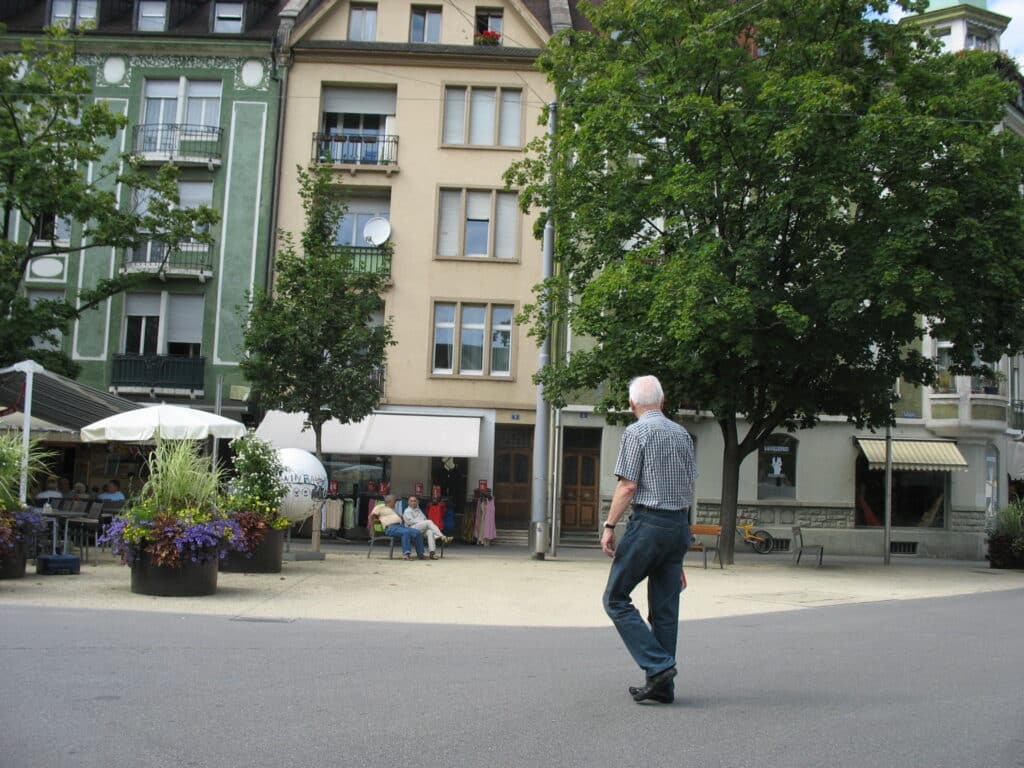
363;217;392;246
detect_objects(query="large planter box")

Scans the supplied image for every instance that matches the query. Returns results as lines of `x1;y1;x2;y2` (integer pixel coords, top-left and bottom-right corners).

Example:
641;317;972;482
220;527;285;574
0;541;26;580
987;537;1024;570
130;551;219;596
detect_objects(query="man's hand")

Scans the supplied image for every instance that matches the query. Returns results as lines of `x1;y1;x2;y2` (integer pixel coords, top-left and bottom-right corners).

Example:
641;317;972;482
601;527;616;557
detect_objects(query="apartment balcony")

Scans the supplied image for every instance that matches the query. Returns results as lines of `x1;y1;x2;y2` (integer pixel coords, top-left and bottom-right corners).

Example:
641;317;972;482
131;124;224;168
312;133;399;174
111;354;205;397
121;241;214;282
926;376;1009;437
331;245;392;280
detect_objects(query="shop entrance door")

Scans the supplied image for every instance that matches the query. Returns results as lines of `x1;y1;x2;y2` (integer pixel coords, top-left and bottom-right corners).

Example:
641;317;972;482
561;428;601;531
493;424;532;529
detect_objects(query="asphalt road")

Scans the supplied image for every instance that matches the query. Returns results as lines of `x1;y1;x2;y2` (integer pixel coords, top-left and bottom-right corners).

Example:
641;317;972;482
2;589;1022;768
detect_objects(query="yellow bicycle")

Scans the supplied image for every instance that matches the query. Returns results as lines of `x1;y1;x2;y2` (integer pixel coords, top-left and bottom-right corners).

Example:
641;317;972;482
737;520;774;554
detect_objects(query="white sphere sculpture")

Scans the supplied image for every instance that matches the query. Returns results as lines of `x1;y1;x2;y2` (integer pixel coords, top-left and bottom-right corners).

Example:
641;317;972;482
276;448;328;523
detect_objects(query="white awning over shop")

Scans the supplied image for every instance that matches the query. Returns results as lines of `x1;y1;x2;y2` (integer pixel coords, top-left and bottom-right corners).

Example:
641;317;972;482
855;438;968;472
256;410;481;458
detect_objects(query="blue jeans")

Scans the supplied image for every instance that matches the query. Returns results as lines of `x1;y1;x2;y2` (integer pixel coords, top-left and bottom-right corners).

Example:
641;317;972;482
602;508;691;678
385;524;425;557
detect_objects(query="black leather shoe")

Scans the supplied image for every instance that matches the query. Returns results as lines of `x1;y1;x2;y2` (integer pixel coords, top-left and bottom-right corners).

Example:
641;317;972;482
628;684;673;704
631;666;677;703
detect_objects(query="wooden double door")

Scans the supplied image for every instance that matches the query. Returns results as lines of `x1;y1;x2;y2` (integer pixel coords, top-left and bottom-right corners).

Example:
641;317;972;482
494;425;532;529
561;428;601;531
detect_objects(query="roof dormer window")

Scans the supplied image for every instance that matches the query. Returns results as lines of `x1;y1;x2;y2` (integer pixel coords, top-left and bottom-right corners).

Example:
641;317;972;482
137;1;167;32
51;0;98;27
213;2;244;33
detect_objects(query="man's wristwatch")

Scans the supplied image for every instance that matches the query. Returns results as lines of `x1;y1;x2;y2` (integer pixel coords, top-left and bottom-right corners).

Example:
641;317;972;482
604;523;616;530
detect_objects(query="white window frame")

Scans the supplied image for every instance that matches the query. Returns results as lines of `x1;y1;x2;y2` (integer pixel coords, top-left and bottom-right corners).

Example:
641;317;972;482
27;289;65;352
213;2;244;33
50;0;97;26
442;85;522;147
436;187;519;260
431;300;515;378
410;6;441;43
137;1;167;32
123;291;204;357
349;4;378;41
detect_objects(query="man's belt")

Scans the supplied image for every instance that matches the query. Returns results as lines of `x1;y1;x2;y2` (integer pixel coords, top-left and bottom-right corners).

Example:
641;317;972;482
634;504;690;514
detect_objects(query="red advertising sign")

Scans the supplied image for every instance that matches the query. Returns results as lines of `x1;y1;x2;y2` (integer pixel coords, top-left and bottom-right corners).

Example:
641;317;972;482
478;479;489;492
414;481;425;495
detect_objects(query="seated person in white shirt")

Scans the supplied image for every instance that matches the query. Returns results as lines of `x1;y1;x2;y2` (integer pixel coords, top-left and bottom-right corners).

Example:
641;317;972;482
401;495;451;560
36;477;64;504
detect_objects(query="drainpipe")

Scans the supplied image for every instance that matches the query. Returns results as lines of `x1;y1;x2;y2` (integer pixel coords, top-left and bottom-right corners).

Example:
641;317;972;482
530;102;557;560
264;14;295;293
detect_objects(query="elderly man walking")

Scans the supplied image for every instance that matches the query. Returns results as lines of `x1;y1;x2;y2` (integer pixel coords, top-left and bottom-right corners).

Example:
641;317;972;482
601;375;697;704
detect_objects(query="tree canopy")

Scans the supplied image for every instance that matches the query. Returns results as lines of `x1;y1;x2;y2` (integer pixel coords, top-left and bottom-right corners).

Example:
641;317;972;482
0;27;217;376
507;0;1024;560
240;165;394;459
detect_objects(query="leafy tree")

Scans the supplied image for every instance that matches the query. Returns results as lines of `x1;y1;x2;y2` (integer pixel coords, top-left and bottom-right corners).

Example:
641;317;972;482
0;27;218;376
240;164;394;461
507;0;1024;562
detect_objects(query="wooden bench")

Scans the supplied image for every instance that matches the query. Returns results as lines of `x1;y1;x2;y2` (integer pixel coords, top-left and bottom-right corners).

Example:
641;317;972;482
689;524;723;569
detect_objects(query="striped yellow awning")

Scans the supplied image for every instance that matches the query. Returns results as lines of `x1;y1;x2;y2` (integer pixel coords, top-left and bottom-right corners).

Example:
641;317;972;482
855;438;968;472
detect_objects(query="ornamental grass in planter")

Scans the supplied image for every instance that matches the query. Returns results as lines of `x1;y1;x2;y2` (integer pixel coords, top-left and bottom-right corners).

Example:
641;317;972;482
100;440;239;596
0;434;50;579
987;502;1024;570
220;431;289;573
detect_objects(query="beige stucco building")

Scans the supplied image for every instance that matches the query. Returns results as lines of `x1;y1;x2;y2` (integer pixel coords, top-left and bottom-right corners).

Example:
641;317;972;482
264;0;580;534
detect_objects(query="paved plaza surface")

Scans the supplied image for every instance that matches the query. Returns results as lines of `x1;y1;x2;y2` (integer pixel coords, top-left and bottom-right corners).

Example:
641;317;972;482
2;544;1023;768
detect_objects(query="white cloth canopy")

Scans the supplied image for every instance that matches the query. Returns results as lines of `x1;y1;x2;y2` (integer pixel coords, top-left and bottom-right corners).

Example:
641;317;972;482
256;410;481;457
80;403;247;442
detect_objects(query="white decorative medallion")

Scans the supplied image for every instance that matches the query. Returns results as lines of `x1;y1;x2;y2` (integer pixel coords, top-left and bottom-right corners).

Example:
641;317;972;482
241;60;264;88
103;57;127;85
29;257;64;279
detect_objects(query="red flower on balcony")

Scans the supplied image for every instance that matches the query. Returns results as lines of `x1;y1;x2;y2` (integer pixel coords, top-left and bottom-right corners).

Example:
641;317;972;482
474;29;501;45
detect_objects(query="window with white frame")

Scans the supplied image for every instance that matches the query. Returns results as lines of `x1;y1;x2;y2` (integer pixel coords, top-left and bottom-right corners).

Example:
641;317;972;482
349;4;377;41
144;79;221;129
27;289;65;351
178;180;214;243
123;292;204;357
36;211;72;244
410;6;441;42
213;2;244;33
475;8;502;35
432;301;514;376
137;1;167;31
443;86;522;147
51;0;97;26
437;188;518;259
124;293;161;355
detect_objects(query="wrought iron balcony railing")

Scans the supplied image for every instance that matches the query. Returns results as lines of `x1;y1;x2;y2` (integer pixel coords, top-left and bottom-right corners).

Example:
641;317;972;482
122;240;214;280
330;245;392;279
132;123;224;165
312;133;398;166
1011;400;1024;430
111;354;205;393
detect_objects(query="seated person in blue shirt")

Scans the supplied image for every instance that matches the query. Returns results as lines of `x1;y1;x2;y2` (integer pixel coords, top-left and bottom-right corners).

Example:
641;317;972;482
369;494;425;561
96;480;126;502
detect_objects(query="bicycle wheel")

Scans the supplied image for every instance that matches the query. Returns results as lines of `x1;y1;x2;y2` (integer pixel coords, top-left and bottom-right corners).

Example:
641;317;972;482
749;530;774;554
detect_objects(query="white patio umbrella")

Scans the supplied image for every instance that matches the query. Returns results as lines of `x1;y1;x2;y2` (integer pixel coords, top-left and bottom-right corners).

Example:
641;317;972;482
79;403;247;442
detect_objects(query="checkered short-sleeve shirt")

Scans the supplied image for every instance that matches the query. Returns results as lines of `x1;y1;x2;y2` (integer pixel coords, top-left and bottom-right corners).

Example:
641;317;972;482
613;410;696;511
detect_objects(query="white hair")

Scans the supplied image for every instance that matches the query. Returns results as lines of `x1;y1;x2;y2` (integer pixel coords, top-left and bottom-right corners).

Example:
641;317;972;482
629;375;664;408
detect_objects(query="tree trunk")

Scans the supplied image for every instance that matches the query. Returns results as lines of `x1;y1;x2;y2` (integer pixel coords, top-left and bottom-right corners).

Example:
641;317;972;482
311;423;323;553
718;416;742;565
